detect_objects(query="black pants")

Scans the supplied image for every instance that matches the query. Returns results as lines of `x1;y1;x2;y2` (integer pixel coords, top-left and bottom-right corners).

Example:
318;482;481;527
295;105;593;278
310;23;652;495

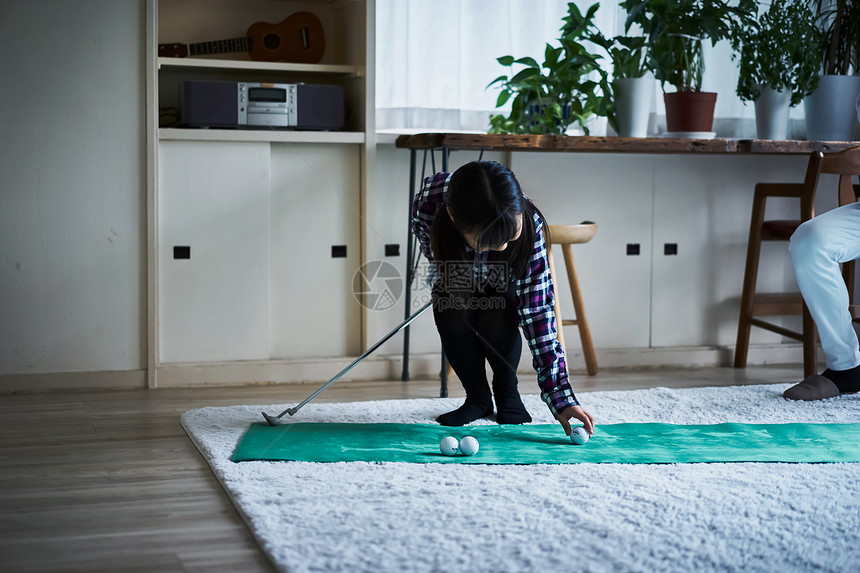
432;283;522;411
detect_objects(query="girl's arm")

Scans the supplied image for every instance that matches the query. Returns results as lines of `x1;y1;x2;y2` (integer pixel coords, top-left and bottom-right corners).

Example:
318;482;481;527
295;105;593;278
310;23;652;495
410;172;451;266
515;216;581;417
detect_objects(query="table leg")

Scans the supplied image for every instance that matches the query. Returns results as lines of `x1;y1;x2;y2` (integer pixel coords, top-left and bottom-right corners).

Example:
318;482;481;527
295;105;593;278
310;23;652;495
440;146;450;398
402;149;417;381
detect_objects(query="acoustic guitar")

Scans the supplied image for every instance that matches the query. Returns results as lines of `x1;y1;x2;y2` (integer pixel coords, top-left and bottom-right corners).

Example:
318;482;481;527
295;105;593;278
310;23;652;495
158;12;325;64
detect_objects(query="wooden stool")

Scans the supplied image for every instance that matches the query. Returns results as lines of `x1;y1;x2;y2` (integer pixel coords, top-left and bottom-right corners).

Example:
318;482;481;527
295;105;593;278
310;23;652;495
548;222;598;376
734;147;860;377
441;220;599;383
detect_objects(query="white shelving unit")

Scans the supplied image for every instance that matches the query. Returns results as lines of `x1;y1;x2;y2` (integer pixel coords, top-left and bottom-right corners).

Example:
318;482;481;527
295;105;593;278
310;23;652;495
147;0;376;388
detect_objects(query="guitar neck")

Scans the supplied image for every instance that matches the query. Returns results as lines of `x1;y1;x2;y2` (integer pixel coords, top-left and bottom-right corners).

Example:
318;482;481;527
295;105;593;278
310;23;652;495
186;37;251;57
159;13;325;63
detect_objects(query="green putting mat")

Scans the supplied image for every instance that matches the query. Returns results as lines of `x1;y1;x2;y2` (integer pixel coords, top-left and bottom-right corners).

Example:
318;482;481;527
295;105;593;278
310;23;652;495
231;422;860;464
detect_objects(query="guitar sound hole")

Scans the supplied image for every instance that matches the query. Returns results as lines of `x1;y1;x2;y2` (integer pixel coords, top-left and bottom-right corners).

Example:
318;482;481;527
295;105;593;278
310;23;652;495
264;34;280;50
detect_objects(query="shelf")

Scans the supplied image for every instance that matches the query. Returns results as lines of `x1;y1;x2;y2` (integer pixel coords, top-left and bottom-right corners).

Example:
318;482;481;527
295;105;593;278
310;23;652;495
159;128;365;144
157;56;360;76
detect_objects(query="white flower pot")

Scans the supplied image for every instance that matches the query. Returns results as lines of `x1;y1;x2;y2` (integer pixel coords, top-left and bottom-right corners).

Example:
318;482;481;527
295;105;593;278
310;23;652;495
803;75;860;141
613;76;653;138
754;86;791;140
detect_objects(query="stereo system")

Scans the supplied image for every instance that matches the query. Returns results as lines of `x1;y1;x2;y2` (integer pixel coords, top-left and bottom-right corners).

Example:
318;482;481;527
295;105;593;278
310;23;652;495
180;80;345;130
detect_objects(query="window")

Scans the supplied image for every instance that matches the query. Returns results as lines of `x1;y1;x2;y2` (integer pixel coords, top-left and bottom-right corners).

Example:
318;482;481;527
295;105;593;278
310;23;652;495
376;0;781;137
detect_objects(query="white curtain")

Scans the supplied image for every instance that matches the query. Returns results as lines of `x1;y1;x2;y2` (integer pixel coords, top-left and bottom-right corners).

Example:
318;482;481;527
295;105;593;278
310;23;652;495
375;0;781;136
375;0;606;131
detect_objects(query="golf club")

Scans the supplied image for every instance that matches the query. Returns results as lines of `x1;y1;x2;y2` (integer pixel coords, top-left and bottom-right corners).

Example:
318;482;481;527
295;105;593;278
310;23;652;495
262;300;433;425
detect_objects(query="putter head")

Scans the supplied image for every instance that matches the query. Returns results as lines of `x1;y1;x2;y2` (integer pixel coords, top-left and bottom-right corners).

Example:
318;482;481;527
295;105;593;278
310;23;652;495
262;412;281;426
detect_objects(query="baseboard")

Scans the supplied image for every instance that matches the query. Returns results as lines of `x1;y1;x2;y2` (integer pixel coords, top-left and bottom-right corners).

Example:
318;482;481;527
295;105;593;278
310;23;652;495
0;343;818;392
0;369;147;392
153;356;405;388
150;343;818;387
562;343;821;372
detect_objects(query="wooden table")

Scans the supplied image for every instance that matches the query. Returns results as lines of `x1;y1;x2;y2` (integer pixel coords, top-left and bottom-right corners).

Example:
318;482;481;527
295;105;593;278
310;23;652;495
395;133;859;154
394;133;860;393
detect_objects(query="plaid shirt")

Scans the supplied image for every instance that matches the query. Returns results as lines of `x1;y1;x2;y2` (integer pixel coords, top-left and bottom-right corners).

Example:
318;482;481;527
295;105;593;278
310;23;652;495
411;172;579;415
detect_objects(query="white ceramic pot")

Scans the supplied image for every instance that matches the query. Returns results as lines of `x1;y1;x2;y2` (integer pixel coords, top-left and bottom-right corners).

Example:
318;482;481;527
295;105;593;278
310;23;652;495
754;86;791;140
613;76;653;138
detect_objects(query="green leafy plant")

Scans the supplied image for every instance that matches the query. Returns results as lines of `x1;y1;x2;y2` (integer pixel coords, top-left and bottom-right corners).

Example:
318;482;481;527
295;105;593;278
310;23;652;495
814;0;860;75
621;0;758;92
487;2;612;135
733;0;823;106
609;35;650;79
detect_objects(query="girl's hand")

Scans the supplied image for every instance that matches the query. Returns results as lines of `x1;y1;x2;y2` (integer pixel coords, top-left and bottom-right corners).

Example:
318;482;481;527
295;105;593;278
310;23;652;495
556;405;595;436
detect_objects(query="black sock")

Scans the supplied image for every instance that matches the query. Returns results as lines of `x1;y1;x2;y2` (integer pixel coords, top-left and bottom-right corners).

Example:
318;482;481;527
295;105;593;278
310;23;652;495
822;365;860;394
494;393;532;425
437;401;493;426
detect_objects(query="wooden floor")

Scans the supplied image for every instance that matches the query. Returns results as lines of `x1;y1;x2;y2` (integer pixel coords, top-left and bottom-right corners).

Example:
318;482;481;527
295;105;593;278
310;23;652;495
0;364;803;572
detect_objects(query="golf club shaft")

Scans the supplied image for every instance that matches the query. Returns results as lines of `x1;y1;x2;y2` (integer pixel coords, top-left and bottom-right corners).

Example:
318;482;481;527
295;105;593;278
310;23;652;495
277;301;433;418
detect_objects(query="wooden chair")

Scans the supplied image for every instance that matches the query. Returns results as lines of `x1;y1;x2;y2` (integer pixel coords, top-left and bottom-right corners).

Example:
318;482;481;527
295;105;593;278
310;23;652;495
548;222;599;376
734;147;860;377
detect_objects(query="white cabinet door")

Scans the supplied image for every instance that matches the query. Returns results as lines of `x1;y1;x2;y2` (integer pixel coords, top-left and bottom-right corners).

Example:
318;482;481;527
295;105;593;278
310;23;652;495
649;154;815;347
269;143;361;359
158;141;271;363
511;152;654;350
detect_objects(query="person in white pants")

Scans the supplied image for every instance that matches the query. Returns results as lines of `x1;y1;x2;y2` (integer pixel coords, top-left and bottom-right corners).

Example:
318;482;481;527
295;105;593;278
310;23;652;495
783;92;860;401
784;202;860;399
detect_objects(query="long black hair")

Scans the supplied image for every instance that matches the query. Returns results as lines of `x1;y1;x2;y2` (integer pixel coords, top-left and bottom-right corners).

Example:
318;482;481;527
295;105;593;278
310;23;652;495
430;161;548;284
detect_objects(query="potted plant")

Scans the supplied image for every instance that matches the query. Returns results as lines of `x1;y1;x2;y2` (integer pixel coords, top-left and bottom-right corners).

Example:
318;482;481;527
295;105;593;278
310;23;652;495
607;34;653;137
804;0;860;141
732;0;822;140
621;0;757;135
487;2;611;135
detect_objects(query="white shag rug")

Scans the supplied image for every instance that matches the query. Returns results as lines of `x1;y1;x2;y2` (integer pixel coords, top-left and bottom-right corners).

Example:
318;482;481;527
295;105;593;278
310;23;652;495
181;384;860;573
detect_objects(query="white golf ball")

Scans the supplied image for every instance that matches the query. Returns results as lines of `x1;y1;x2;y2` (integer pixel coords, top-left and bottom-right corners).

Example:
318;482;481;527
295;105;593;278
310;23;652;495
440;436;460;456
570;426;589;445
459;435;479;456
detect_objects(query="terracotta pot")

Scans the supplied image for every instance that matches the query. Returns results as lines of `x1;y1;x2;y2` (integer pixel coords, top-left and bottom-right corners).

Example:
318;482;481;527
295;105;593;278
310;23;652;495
663;91;717;133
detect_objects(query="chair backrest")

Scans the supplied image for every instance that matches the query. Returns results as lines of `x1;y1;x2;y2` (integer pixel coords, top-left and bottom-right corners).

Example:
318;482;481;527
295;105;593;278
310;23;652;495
801;151;825;219
821;145;860;206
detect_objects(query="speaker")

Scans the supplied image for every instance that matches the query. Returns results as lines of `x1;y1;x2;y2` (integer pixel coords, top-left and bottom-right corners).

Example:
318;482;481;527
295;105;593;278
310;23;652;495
297;84;345;130
181;81;238;128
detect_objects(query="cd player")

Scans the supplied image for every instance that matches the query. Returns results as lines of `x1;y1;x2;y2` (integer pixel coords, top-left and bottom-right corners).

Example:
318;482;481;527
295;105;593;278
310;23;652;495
180;80;345;130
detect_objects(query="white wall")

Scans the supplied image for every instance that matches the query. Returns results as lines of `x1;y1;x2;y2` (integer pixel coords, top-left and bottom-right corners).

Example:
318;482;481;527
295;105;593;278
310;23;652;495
0;1;146;380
